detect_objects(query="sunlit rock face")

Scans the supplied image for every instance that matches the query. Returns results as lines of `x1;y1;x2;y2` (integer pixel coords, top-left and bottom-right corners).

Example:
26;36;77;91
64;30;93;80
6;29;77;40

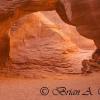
8;13;83;75
0;0;99;67
10;13;77;62
0;0;58;66
42;11;95;50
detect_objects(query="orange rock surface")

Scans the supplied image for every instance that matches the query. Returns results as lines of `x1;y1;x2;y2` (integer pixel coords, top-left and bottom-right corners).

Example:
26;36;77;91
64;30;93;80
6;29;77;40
0;0;99;66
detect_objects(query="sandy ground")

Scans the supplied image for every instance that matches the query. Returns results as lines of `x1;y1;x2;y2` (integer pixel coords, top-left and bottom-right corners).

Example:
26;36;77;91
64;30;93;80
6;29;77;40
0;72;99;100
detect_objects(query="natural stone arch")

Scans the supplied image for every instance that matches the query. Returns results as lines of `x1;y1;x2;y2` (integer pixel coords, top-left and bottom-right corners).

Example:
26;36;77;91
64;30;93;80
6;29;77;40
0;0;100;67
0;0;68;67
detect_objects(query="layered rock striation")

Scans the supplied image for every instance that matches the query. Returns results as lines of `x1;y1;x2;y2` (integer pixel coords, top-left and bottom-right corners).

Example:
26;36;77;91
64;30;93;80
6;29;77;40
0;0;100;66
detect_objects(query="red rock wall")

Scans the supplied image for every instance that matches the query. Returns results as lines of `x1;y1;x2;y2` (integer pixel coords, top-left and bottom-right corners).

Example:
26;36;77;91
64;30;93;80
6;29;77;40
0;0;100;67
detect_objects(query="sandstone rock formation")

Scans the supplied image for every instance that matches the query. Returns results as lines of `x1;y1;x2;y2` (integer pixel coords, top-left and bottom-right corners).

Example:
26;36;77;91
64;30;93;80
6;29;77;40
8;12;81;76
0;0;58;66
60;0;100;49
10;12;77;52
42;11;95;50
0;0;100;67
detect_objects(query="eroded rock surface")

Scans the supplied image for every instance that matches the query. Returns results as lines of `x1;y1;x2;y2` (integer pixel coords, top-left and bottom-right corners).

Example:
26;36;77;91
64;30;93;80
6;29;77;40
0;0;58;66
60;0;100;49
0;13;93;78
0;12;79;77
0;0;100;70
